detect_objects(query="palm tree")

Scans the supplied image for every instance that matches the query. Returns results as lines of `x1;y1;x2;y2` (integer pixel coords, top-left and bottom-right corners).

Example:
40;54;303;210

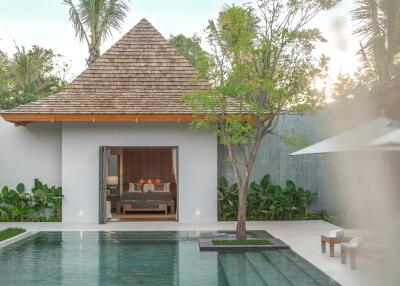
63;0;130;65
352;0;400;84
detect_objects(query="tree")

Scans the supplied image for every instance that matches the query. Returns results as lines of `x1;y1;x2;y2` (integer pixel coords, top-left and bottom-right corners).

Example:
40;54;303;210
0;50;10;93
63;0;130;65
331;72;370;102
169;34;210;76
0;45;68;110
352;0;400;85
184;0;338;240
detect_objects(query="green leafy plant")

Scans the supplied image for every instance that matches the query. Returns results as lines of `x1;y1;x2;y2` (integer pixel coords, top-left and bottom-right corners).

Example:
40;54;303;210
298;187;318;217
32;179;63;218
11;183;33;221
0;186;15;221
218;174;320;221
0;179;63;222
218;177;238;221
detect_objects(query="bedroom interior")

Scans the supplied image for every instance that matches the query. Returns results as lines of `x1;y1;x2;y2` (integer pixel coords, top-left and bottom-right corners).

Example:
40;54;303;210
105;146;178;221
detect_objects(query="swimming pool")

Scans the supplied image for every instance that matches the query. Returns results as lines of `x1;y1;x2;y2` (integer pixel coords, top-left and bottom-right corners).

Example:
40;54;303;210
0;231;340;285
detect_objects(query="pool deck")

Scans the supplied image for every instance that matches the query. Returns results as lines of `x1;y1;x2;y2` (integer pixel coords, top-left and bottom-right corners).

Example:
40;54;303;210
0;220;366;286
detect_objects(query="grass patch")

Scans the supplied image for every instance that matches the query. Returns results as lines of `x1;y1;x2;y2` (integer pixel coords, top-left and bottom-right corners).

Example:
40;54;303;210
0;228;26;242
212;239;271;246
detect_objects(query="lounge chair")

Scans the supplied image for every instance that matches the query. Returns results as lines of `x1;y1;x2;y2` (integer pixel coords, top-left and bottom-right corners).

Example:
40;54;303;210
341;236;362;270
321;229;352;257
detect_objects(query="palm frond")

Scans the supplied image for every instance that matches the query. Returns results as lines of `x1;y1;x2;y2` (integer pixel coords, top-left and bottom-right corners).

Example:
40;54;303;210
351;0;398;83
99;0;129;42
62;0;90;46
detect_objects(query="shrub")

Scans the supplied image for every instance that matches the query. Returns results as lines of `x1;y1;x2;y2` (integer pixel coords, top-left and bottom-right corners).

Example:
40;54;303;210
218;174;320;221
218;177;238;221
0;179;63;222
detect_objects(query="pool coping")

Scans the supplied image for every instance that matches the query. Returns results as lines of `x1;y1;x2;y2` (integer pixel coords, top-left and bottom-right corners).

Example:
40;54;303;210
0;231;39;249
198;237;290;251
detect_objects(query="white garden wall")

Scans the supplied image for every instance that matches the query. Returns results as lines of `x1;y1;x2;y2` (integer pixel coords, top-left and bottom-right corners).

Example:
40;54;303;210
61;122;218;223
0;119;61;190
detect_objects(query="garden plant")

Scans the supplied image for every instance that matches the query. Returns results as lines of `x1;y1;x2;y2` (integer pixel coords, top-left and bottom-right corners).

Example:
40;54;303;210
218;174;320;221
0;179;63;222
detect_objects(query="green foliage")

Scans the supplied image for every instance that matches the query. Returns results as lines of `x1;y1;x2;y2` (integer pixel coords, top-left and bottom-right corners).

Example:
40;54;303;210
218;174;319;221
0;45;68;110
63;0;130;65
280;129;309;148
218;177;238;220
0;228;26;242
183;0;335;188
341;0;400;93
302;209;337;224
186;1;339;239
0;179;63;222
331;72;370;102
169;34;210;78
212;239;271;245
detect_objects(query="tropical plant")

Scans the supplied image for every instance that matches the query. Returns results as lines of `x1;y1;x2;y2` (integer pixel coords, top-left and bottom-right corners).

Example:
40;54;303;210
352;0;400;85
0;184;33;222
217;177;238;220
63;0;130;65
32;179;63;218
0;45;68;110
298;187;318;217
0;186;16;221
184;0;339;240
0;179;63;222
218;174;319;221
11;184;33;222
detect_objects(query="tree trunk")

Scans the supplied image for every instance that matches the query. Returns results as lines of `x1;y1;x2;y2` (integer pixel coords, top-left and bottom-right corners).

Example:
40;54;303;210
88;45;100;65
231;125;265;241
236;178;250;240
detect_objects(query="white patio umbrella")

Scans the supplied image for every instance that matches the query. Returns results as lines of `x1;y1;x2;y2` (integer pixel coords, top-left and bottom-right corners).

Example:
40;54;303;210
363;128;400;150
289;117;400;156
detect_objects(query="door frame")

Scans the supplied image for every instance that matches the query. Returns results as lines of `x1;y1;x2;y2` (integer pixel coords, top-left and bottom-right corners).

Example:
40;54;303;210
99;146;110;224
99;146;179;223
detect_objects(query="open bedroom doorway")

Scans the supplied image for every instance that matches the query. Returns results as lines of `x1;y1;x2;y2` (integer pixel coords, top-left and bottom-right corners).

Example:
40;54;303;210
100;146;178;223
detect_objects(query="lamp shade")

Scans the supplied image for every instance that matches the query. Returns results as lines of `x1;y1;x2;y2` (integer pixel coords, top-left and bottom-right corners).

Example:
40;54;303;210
106;176;119;185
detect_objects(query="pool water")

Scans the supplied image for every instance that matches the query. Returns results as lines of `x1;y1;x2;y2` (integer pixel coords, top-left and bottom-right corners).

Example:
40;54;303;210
0;231;340;286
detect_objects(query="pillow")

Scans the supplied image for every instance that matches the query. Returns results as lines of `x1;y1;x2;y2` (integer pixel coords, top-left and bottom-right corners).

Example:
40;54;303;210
328;229;344;238
134;183;143;192
128;182;136;192
154;184;164;192
350;236;362;248
143;184;155;192
163;182;171;193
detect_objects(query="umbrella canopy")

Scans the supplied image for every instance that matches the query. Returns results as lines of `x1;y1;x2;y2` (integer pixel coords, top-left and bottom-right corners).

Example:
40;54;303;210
289;117;400;156
363;128;400;150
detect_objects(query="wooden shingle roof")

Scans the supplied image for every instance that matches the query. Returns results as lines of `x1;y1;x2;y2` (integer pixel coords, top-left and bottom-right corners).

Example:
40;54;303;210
1;18;210;124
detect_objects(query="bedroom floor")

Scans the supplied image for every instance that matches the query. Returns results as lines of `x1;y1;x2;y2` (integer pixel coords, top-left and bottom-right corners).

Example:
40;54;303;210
110;212;177;221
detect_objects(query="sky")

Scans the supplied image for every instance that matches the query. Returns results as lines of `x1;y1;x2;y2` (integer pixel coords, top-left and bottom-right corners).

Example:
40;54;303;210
0;0;359;86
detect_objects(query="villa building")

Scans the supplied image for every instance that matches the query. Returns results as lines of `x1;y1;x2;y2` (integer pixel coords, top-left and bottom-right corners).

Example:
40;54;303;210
0;19;217;224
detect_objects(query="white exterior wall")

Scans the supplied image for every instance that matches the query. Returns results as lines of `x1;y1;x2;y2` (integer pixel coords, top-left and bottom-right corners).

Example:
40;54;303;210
0;119;61;190
61;122;218;223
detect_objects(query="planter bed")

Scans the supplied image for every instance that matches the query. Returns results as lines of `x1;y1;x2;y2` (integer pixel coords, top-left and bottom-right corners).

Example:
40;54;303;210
198;236;289;251
0;228;25;241
0;228;37;249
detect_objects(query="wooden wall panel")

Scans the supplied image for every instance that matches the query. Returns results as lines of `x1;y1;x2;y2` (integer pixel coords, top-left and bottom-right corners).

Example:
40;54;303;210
123;147;173;188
